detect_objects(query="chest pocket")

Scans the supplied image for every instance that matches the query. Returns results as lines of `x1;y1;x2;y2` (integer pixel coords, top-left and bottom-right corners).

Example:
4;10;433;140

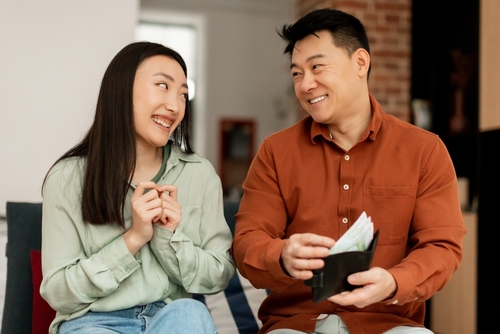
179;206;202;245
363;185;416;246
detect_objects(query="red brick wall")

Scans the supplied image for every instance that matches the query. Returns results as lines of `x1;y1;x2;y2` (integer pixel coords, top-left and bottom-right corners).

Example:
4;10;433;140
296;0;412;121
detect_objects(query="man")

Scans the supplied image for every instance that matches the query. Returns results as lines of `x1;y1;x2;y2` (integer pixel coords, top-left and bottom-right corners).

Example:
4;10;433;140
231;8;466;334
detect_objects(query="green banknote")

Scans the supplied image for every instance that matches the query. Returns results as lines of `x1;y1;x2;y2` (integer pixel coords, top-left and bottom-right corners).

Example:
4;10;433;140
329;211;374;255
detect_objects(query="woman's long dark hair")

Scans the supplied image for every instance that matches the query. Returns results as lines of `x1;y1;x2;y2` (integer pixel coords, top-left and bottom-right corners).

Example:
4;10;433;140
42;42;194;228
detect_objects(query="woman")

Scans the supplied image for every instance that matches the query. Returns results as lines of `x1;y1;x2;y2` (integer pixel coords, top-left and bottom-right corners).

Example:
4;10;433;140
40;41;235;333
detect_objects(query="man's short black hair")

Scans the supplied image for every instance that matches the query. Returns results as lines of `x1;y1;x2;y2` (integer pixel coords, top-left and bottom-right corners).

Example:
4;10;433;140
278;8;370;58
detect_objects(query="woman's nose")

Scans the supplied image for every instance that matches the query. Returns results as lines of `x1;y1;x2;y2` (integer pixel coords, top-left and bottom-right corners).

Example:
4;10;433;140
164;97;180;114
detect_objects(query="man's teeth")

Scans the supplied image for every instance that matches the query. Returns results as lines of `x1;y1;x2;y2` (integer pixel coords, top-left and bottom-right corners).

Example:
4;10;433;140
310;95;326;104
152;117;172;128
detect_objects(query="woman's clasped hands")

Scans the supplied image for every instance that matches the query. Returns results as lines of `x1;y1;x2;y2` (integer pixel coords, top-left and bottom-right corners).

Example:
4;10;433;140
134;181;181;228
126;181;182;255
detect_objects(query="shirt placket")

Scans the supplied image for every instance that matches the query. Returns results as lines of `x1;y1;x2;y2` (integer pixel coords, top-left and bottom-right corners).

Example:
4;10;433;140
338;152;353;234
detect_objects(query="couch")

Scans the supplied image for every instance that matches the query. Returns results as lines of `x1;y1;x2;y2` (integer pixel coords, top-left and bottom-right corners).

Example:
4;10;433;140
1;201;267;334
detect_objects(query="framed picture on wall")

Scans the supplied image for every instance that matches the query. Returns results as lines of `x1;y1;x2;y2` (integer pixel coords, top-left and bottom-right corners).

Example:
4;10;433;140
219;119;255;200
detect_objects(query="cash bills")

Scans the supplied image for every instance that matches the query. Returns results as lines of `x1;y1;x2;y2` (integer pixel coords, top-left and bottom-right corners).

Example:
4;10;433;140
329;211;374;255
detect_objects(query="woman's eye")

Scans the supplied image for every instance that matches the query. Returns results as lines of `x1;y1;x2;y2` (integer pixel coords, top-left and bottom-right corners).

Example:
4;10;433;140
181;93;188;100
159;83;167;89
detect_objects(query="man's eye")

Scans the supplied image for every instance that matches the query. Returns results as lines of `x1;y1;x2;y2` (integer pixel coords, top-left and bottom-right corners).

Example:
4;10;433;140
292;72;301;77
181;93;188;100
312;64;322;70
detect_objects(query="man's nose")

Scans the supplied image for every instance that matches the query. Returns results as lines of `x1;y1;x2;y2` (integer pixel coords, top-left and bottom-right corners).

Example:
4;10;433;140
299;72;317;93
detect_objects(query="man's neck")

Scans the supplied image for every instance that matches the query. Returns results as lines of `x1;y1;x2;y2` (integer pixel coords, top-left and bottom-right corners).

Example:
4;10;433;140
328;98;372;151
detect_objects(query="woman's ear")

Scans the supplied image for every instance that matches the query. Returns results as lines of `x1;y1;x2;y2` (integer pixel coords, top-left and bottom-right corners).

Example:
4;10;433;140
355;48;370;77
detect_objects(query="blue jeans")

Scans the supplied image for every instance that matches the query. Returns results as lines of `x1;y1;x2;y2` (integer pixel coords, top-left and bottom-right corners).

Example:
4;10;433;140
58;299;217;334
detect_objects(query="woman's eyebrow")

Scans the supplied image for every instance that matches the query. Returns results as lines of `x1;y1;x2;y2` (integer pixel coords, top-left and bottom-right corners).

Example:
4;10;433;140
153;72;188;88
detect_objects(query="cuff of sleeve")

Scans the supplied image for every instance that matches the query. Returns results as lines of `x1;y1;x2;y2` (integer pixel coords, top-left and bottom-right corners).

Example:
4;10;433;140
151;224;195;286
265;239;298;289
151;224;179;252
100;236;140;282
385;267;417;305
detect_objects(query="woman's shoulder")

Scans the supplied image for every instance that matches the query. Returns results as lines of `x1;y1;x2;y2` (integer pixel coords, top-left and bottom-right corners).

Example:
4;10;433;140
43;157;85;206
46;156;85;186
49;156;84;173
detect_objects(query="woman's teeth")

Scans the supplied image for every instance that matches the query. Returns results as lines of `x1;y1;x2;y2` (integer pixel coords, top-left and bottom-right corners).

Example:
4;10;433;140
152;116;172;128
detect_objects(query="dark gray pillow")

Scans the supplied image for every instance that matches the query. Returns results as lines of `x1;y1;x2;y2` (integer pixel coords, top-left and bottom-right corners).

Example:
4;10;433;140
1;202;43;334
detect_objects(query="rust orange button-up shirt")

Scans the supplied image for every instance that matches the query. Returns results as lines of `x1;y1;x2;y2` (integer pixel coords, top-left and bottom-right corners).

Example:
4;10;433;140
232;96;466;334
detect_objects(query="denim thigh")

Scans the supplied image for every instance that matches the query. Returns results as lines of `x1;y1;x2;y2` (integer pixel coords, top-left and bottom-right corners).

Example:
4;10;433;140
58;299;216;334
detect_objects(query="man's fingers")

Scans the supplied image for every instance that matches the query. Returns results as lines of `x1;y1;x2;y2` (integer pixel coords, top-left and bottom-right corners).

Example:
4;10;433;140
295;245;330;259
292;258;326;271
348;267;384;286
328;287;367;307
286;258;325;280
327;267;397;308
290;269;314;280
282;233;335;279
292;233;336;249
287;233;335;259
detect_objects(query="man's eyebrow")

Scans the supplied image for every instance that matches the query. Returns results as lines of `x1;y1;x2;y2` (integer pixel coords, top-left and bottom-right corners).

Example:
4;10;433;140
290;54;326;70
153;72;189;88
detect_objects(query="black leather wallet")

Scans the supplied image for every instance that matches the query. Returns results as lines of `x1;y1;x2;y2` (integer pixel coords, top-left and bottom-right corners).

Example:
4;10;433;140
304;229;380;303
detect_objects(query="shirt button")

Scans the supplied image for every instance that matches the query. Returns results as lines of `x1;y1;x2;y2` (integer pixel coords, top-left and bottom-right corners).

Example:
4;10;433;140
344;155;350;161
343;184;349;190
342;218;348;224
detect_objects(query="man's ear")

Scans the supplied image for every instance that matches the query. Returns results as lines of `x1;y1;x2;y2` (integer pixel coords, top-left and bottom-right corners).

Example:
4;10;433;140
355;48;370;77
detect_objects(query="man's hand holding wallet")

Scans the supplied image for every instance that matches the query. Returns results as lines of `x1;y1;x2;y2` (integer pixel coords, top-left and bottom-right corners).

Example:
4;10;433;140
280;211;394;306
304;212;380;303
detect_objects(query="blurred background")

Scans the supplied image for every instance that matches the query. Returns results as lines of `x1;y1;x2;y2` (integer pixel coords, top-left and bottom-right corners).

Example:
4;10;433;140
1;1;499;333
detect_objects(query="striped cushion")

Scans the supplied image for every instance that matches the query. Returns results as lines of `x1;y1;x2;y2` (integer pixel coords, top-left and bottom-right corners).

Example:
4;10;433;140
193;270;268;334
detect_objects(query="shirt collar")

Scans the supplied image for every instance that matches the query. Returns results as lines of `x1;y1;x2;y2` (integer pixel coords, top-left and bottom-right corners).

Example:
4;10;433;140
169;144;202;163
310;94;383;144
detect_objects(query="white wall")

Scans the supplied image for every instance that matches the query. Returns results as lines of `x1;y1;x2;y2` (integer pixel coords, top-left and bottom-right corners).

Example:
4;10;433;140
0;0;139;216
0;0;297;216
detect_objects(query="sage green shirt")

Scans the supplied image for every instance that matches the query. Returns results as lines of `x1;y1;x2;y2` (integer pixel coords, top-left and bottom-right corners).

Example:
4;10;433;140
41;145;235;333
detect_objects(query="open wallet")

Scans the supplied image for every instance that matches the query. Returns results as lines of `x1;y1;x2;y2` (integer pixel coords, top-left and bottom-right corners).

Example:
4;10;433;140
304;229;380;303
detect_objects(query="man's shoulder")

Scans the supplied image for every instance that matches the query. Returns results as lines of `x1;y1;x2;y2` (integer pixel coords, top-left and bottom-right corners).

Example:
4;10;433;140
380;113;439;143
